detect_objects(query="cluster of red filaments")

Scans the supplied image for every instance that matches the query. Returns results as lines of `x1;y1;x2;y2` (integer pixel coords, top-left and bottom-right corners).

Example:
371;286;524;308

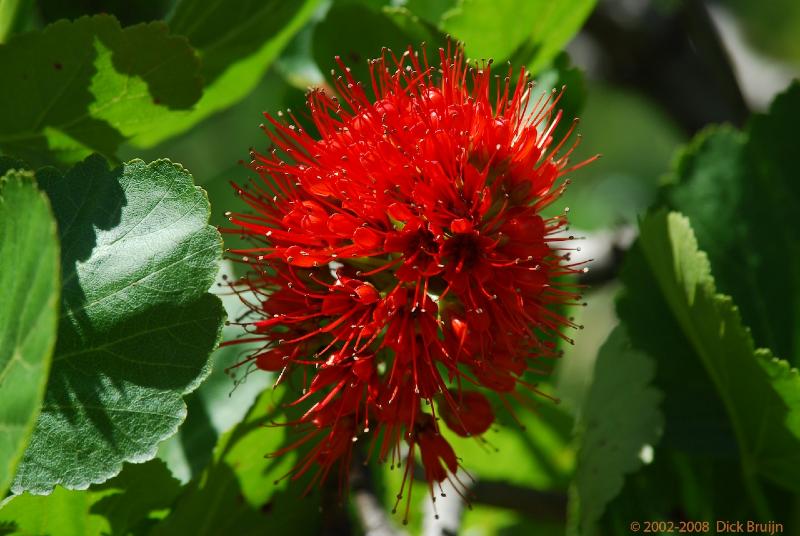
221;45;593;522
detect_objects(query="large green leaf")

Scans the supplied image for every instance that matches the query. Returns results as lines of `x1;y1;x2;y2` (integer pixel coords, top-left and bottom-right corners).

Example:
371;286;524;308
11;155;225;494
0;459;181;535
618;225;736;459
568;325;663;535
130;0;322;147
0;170;59;497
440;0;596;69
663;82;800;363
0;15;202;166
619;211;800;493
152;389;321;536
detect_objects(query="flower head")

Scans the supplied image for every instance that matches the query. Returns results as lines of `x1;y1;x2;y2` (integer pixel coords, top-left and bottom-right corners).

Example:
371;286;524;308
222;44;593;522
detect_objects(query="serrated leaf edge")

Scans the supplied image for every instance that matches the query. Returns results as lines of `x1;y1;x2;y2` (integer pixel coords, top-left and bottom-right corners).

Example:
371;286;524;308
10;155;225;495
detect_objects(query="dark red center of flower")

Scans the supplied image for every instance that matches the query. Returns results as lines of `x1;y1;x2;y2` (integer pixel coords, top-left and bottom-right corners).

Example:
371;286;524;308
442;230;483;273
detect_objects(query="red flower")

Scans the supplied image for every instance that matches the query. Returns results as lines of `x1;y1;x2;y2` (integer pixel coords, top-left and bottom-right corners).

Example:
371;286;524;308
222;44;593;522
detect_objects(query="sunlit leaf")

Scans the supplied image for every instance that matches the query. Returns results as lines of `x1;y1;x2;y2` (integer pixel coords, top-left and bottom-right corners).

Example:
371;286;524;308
130;0;322;147
152;390;321;536
0;169;59;497
440;0;596;69
11;155;225;494
0;459;181;535
0;15;202;166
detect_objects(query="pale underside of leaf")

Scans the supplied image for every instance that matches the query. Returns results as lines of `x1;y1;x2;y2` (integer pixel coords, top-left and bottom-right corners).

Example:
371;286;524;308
570;325;663;534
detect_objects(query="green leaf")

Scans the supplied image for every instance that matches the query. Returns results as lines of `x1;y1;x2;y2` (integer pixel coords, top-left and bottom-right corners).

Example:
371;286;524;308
157;262;272;483
663;82;800;363
89;459;183;534
443;400;575;490
0;170;59;497
0;15;202;166
36;0;172;27
152;390;321;536
0;486;107;536
440;0;596;69
618;225;736;458
569;325;663;534
11;155;225;495
597;450;753;535
619;211;800;493
130;0;322;147
0;157;27;176
275;23;325;89
0;0;28;43
312;3;444;86
0;459;181;535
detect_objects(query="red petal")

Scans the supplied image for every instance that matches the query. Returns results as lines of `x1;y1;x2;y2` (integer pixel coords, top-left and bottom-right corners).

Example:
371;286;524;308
353;227;383;250
440;390;495;437
328;213;358;236
450;218;472;234
322;294;350;315
388;202;415;222
255;349;286;371
354;283;380;304
352;356;373;382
